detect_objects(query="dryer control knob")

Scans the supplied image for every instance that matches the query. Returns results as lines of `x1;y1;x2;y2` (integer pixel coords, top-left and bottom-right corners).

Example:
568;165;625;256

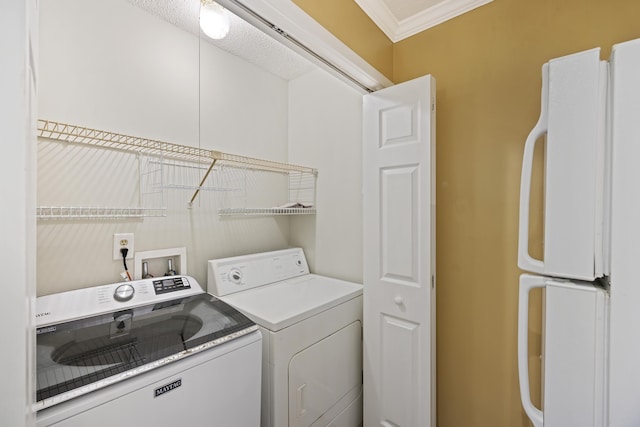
229;269;242;284
114;284;135;302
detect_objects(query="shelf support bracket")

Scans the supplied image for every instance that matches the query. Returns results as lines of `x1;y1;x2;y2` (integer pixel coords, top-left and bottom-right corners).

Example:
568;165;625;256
188;158;217;208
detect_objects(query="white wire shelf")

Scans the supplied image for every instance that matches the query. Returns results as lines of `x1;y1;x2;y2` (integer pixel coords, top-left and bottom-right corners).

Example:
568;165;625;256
37;119;318;216
36;206;167;220
37;120;317;175
218;207;317;216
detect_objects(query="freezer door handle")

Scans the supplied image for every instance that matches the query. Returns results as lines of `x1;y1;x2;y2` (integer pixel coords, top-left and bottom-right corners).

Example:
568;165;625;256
518;274;545;427
518;63;548;275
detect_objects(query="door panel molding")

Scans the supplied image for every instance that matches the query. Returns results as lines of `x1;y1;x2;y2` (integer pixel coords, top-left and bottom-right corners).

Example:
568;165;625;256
363;75;436;427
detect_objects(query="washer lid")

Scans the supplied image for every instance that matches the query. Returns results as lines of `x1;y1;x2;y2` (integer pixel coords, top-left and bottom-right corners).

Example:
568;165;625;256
219;274;363;331
36;294;255;410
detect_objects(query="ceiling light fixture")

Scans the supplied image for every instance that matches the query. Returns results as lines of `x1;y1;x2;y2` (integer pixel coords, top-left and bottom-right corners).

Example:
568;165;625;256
200;0;230;40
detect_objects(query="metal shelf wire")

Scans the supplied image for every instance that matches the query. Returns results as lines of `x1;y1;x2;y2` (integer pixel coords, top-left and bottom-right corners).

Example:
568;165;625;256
37;120;317;218
218;207;316;216
37;120;317;174
36;206;167;220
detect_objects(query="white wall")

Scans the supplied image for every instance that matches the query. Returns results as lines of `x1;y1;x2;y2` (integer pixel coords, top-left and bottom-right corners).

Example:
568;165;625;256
288;69;364;283
38;0;365;295
38;0;291;294
0;0;37;424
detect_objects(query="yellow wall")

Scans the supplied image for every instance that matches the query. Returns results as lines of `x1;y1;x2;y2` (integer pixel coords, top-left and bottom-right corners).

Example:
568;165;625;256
296;0;640;426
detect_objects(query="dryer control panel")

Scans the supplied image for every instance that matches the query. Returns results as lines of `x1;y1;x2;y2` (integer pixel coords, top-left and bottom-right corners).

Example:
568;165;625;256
208;248;310;297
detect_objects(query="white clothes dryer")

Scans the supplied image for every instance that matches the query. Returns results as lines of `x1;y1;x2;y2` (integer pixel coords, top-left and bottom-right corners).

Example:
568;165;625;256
208;248;363;427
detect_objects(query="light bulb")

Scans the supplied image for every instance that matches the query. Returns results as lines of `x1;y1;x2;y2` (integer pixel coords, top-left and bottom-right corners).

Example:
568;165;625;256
200;1;230;40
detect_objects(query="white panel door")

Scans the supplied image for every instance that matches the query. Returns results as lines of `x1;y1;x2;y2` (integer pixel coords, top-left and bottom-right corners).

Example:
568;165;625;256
363;75;436;427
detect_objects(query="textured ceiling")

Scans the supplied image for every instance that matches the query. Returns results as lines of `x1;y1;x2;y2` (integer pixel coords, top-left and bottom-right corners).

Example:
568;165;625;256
127;0;316;81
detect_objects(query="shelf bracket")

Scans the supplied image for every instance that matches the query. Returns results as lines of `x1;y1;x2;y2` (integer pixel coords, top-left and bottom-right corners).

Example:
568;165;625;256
188;158;217;207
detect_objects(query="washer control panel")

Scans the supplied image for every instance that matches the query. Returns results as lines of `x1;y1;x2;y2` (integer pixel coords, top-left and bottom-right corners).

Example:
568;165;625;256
36;276;203;328
208;248;310;297
152;276;192;295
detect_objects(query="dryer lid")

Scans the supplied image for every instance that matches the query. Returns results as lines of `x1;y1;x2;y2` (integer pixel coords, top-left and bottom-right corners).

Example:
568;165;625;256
219;274;362;331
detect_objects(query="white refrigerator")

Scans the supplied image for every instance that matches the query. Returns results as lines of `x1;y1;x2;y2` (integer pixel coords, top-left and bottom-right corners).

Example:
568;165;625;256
517;38;640;427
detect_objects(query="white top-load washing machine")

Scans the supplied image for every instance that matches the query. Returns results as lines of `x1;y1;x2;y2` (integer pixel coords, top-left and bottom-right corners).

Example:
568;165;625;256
35;275;261;427
207;248;363;427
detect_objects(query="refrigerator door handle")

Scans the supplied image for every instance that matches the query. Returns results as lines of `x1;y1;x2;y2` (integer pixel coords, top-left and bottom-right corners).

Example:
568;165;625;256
518;274;545;427
518;63;549;275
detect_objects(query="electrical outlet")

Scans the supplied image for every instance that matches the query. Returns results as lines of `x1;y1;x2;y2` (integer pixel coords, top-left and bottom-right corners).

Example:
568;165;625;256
113;233;134;260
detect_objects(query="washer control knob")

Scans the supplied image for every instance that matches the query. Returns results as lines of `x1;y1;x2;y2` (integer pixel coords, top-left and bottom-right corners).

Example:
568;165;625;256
394;296;403;305
114;284;135;302
296;259;303;267
229;269;242;284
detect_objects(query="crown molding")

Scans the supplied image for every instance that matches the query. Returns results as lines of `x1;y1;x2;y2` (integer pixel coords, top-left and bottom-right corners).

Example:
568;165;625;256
355;0;493;43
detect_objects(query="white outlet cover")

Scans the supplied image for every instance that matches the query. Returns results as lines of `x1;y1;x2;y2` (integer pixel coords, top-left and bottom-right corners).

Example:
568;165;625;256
113;233;134;260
